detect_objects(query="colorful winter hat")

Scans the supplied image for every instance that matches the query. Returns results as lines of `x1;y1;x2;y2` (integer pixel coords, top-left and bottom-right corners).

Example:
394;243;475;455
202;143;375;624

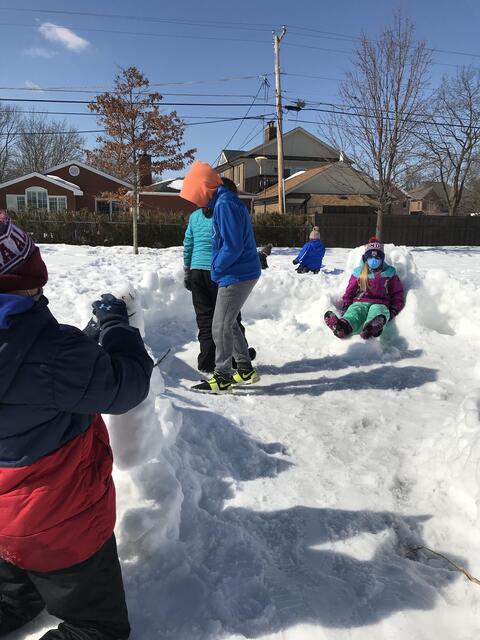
180;161;223;208
309;226;321;240
363;236;385;261
0;212;48;292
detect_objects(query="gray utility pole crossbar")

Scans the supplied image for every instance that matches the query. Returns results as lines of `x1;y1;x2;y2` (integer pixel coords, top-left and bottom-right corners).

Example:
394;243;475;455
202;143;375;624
273;26;287;215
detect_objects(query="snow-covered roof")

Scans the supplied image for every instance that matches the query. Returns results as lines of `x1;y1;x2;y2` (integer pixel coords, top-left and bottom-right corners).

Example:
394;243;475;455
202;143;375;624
0;172;83;195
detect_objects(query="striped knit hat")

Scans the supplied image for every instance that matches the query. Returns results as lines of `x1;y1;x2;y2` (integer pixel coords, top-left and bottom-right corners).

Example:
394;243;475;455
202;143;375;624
0;212;48;292
363;236;385;261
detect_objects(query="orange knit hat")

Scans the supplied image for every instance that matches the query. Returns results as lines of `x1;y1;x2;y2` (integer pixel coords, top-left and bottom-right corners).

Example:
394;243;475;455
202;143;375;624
180;161;222;208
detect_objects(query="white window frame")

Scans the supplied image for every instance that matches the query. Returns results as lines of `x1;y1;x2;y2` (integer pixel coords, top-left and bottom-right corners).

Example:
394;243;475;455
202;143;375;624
26;186;48;210
6;194;26;212
48;195;68;212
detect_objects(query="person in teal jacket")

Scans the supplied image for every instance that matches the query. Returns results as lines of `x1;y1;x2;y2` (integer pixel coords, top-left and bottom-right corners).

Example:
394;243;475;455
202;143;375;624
183;180;254;374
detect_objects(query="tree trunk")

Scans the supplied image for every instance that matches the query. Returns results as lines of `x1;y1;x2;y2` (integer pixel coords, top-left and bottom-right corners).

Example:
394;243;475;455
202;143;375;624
375;209;384;240
133;181;139;255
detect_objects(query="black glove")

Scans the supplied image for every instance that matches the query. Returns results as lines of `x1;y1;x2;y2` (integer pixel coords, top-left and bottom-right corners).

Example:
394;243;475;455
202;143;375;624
184;267;192;291
388;308;398;322
92;294;129;327
83;317;100;340
292;259;298;265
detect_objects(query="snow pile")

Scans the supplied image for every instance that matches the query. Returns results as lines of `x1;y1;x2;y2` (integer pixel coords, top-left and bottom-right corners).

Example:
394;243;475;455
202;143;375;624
14;243;480;640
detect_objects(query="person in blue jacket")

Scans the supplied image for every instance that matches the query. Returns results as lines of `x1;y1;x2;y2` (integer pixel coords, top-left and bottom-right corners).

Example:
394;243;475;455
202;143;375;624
180;161;261;393
293;226;325;273
183;178;255;373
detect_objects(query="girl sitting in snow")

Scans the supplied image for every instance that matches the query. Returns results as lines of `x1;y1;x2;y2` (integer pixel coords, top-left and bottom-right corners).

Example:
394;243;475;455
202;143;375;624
293;226;325;274
324;237;404;340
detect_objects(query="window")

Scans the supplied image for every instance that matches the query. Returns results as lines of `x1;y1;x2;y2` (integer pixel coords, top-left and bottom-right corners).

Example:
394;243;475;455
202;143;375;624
48;196;67;212
6;195;26;212
26;188;48;210
96;199;123;215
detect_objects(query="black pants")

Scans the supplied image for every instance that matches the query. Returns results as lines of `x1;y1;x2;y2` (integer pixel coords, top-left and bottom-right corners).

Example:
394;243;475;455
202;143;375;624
296;265;319;274
190;269;245;372
0;535;130;640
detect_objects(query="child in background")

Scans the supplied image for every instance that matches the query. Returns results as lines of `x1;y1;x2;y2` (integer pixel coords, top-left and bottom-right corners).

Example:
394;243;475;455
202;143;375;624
293;226;325;274
258;244;272;270
324;237;404;340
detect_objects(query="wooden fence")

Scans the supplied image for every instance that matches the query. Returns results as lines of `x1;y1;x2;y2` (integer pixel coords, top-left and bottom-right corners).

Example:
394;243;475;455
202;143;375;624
16;213;480;248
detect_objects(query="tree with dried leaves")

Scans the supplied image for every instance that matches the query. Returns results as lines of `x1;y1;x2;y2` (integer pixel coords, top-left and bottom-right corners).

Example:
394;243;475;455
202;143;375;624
87;66;195;254
13;113;84;176
0;105;20;181
324;13;431;238
416;66;480;216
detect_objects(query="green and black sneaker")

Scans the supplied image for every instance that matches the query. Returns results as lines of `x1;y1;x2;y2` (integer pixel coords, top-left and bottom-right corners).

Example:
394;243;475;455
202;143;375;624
192;372;233;394
232;367;260;385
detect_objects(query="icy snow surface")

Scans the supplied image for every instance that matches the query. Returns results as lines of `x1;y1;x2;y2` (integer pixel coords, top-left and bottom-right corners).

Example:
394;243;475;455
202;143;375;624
12;244;480;640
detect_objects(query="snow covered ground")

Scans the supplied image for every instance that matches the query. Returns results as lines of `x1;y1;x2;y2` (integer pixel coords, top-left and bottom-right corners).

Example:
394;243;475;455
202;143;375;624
11;243;480;640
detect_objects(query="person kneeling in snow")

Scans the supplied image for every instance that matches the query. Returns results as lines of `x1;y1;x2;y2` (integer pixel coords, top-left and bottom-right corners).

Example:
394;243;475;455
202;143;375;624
258;243;272;270
293;226;325;274
324;237;404;339
0;213;153;639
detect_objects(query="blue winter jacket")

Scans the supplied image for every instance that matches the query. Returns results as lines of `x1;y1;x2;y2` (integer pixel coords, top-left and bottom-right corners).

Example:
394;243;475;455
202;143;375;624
183;208;213;270
294;240;325;271
210;186;261;287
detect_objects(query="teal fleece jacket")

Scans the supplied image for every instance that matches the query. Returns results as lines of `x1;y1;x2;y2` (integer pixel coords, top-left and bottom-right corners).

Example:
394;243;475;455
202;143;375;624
183;208;213;270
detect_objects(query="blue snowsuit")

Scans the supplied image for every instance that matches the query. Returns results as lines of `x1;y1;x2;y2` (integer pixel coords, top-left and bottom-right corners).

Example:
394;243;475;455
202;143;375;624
294;239;325;272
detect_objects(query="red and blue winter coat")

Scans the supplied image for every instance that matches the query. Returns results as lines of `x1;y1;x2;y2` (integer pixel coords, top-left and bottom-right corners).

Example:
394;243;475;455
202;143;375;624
0;294;153;572
342;261;405;318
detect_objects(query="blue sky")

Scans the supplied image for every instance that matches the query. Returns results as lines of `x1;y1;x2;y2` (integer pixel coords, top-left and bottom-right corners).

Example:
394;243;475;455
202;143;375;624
1;0;480;178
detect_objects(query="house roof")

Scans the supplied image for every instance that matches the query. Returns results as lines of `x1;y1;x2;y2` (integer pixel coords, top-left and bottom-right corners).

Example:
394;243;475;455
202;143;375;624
45;161;133;188
409;182;449;201
257;164;333;199
0;172;83;195
216;127;340;171
310;194;378;207
221;149;243;162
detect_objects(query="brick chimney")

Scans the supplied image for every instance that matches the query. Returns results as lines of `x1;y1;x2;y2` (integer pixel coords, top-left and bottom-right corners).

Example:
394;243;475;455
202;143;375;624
264;121;277;143
138;154;153;187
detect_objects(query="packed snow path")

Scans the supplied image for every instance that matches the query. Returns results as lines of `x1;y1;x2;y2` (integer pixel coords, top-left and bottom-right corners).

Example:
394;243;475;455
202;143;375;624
13;245;480;640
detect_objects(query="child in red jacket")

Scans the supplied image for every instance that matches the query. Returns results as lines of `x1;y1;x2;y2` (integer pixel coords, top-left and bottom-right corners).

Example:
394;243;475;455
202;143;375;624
0;213;153;639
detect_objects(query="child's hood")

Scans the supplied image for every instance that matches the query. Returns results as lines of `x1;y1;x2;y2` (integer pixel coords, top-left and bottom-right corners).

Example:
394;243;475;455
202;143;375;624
0;294;35;329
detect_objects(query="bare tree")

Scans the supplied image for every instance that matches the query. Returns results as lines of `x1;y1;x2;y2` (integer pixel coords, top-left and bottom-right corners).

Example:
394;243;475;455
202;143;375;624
13;113;84;175
324;13;431;237
0;105;20;181
87;66;195;254
416;66;480;216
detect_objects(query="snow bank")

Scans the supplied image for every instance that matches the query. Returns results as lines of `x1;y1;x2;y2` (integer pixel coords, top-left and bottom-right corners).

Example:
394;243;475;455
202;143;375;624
15;243;480;640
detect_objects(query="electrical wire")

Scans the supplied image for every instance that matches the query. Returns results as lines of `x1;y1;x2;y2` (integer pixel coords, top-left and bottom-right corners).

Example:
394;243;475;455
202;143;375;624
213;79;269;165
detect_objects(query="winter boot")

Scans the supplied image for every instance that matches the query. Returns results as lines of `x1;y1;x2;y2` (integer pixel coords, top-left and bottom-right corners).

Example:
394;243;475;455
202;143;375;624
232;366;260;385
324;311;352;339
232;347;256;370
360;314;387;340
192;372;233;394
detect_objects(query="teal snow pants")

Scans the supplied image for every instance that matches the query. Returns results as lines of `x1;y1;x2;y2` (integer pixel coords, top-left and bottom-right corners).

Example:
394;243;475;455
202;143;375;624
343;302;390;334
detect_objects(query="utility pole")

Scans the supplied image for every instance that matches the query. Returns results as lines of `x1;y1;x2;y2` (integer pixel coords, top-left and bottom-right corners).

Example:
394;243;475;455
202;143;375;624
273;26;287;215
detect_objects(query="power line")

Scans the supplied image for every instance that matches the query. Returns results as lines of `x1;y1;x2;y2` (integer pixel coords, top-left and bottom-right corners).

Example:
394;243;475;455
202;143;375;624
4;7;480;62
213;79;269;165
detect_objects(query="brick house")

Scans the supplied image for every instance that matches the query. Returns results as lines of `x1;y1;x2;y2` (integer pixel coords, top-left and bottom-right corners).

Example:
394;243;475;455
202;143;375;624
408;182;449;215
0;161;132;215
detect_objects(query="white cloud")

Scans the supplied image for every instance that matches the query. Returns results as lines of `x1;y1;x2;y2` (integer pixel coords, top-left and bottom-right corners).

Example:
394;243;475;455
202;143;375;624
38;22;90;52
22;47;58;59
24;81;44;93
